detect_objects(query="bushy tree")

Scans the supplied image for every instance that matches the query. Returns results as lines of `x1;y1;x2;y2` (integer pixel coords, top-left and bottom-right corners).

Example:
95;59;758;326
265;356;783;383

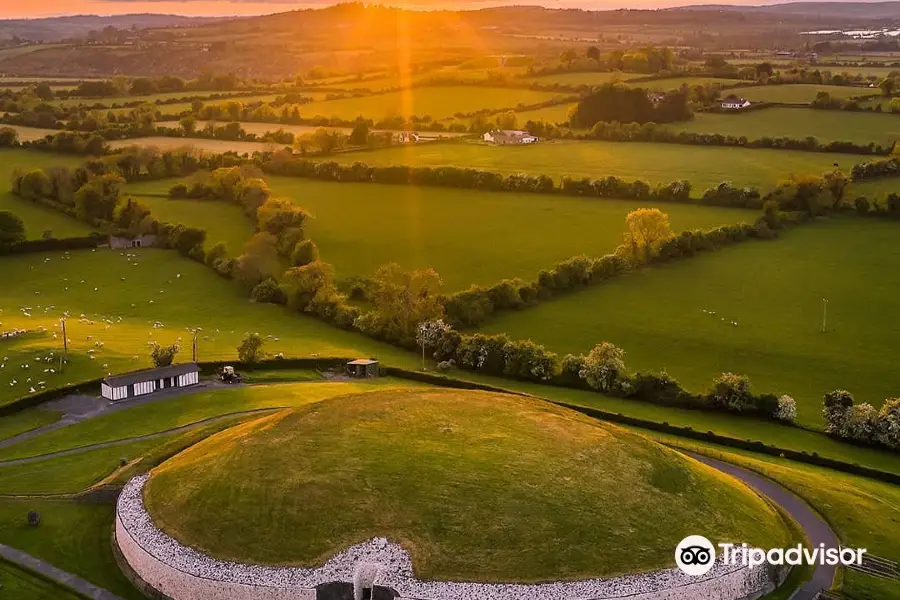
876;398;900;449
823;389;855;436
0;126;18;147
237;333;266;364
502;339;558;382
355;263;444;344
290;239;319;267
622;208;673;263
234;232;281;292
280;261;337;311
250;278;285;304
0;211;26;248
775;395;797;423
708;373;754;412
579;342;627;392
150;343;179;368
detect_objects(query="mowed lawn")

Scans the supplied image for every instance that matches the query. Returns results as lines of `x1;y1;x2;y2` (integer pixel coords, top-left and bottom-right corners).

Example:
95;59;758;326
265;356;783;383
478;218;900;428
671;107;900;146
129;175;757;289
0;149;95;239
326;140;867;190
300;86;564;121
737;84;873;103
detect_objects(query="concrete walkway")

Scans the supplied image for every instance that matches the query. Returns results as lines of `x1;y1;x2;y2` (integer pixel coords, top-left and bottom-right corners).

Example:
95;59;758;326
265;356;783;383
687;452;840;600
0;543;126;600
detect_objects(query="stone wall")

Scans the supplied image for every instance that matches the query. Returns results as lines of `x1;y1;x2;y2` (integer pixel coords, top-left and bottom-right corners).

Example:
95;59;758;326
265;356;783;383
116;475;785;600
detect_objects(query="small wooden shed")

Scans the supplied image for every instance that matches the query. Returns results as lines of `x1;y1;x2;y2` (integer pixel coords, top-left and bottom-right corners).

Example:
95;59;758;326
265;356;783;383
347;359;379;378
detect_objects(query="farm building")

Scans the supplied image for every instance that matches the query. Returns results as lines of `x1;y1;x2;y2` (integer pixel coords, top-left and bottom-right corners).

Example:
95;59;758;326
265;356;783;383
483;130;538;145
101;363;200;401
721;95;751;110
109;234;157;249
396;131;420;143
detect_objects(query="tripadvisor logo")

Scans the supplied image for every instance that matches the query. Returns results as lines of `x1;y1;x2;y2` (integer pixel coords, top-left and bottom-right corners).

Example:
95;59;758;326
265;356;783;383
675;536;867;576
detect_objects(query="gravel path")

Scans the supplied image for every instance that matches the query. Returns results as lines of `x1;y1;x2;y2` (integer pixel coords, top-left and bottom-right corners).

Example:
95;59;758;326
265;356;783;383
686;452;840;600
0;543;126;600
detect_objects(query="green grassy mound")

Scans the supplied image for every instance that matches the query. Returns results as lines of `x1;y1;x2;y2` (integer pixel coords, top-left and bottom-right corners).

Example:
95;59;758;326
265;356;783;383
144;389;789;582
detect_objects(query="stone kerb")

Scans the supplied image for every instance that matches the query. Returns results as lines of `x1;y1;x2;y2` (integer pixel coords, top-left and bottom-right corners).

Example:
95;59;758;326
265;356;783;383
116;475;781;600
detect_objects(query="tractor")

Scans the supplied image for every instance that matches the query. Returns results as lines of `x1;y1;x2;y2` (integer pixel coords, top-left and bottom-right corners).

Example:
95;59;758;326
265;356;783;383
220;365;243;384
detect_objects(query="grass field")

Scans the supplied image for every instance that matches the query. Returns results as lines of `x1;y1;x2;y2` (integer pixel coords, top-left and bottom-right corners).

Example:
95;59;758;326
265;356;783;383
525;71;644;86
647;433;900;600
737;84;873;103
128;193;255;253
4;124;63;142
0;499;144;600
107;136;279;154
0;149;95;239
0;248;417;409
144;389;789;580
671;107;900;146
512;102;574;124
155;120;468;138
128;174;756;289
0;380;415;460
478;218;900;428
642;76;745;90
0;407;60;442
325;139;866;190
0;560;85;600
300;86;564;121
846;176;900;199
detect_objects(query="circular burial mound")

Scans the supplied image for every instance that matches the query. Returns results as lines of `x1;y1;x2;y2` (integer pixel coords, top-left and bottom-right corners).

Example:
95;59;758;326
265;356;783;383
143;389;788;582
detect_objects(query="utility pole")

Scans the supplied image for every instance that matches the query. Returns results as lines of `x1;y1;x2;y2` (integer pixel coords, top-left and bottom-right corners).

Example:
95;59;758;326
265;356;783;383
60;317;68;373
822;298;829;333
192;329;200;363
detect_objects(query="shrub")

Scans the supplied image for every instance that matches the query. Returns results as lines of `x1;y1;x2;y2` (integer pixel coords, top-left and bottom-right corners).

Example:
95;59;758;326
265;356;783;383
775;395;798;423
149;342;179;368
501;339;558;382
27;511;40;526
708;373;755;412
290;239;319;267
578;342;627;392
250;278;285;304
823;389;855;435
238;332;266;363
436;360;454;373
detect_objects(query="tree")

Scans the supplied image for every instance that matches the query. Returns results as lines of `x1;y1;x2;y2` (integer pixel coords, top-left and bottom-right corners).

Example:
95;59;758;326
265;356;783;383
290;239;319;267
560;49;578;65
34;82;54;100
586;46;601;61
495;110;518;130
238;333;266;363
775;395;797;423
0;126;18;147
708;373;754;412
179;115;198;135
579;342;626;392
622;208;673;263
312;128;344;155
879;76;897;97
348;119;370;145
823;390;855;436
823;168;849;209
74;173;124;222
281;260;336;311
355;263;444;344
877;398;900;449
234;232;281;292
416;319;452;368
755;62;775;79
0;211;25;248
150;343;179;368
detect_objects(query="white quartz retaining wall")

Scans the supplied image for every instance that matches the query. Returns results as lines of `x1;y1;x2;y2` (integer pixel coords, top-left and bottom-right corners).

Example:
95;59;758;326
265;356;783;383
116;475;781;600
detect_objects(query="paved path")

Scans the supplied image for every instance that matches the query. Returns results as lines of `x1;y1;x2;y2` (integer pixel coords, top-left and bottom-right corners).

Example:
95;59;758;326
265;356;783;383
687;452;840;600
0;543;126;600
0;407;279;467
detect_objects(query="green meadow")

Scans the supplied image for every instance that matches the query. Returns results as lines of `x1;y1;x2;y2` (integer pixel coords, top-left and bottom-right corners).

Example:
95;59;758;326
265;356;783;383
525;71;644;86
324;140;866;190
478;218;900;428
737;83;873;103
128;175;756;289
672;106;900;146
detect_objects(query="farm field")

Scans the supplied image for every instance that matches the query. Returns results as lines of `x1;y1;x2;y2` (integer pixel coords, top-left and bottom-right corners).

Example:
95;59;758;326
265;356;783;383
129;194;255;253
155;120;468;138
736;83;873;103
320;66;530;91
847;177;900;198
477;218;900;429
128;175;757;290
107;136;280;154
525;71;644;86
513;102;574;124
323;139;867;190
641;76;745;90
0;149;94;239
53;90;256;108
0;248;417;408
4;124;63;142
670;107;900;146
299;86;565;121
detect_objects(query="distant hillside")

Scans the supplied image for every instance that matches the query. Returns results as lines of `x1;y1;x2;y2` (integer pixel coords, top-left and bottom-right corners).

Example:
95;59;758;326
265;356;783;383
0;14;231;42
673;2;900;19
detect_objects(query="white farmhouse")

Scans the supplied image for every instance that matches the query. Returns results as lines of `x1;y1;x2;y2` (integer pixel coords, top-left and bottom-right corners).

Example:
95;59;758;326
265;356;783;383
483;130;538;145
721;94;752;110
101;363;200;401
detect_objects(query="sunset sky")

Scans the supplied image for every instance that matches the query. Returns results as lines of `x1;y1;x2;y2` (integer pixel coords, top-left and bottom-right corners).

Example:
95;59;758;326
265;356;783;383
0;0;837;20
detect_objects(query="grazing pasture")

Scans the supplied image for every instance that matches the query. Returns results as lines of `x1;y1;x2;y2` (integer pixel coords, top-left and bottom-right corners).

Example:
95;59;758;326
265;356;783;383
0;248;415;409
670;107;900;146
478;218;900;428
0;149;94;239
525;71;644;86
107;136;279;154
736;83;872;103
323;139;866;190
128;175;756;289
300;86;565;121
641;76;745;90
513;102;575;124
